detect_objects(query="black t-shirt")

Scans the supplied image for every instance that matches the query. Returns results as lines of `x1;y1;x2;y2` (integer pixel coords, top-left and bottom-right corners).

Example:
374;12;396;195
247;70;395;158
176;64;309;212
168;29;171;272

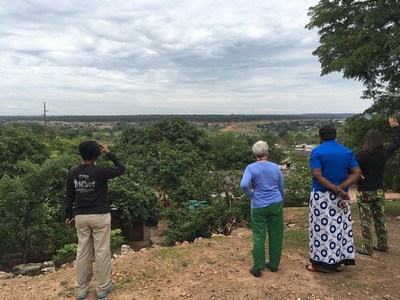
65;152;125;218
356;126;400;191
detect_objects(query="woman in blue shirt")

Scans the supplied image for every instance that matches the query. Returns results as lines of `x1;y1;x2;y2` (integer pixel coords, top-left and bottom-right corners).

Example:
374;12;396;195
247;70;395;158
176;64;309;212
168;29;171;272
240;140;284;277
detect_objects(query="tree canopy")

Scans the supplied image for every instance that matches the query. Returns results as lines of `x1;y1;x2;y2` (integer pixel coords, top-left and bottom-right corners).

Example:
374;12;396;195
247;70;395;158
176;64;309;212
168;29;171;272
306;0;400;101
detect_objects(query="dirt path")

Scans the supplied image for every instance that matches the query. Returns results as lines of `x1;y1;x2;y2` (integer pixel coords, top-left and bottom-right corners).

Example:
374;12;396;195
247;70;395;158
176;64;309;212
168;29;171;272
1;200;400;300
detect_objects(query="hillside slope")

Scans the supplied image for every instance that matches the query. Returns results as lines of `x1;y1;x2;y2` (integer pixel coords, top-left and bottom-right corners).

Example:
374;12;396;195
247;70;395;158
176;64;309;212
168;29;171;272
1;202;400;300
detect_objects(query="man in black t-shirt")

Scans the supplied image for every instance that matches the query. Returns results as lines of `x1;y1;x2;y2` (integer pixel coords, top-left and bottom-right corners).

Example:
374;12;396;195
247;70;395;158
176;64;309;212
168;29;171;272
66;141;125;299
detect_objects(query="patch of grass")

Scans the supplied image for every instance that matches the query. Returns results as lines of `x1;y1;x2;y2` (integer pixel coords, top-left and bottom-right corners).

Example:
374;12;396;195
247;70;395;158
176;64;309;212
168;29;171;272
283;229;309;250
385;201;400;217
203;258;216;265
116;276;140;291
59;280;68;286
180;260;190;267
350;199;400;218
57;286;75;298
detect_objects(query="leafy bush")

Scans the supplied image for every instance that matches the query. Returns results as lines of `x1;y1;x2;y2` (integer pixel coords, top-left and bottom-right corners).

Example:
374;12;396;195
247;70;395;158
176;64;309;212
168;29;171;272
109;166;161;227
110;229;125;252
284;153;311;207
162;197;249;246
53;229;126;266
53;243;77;266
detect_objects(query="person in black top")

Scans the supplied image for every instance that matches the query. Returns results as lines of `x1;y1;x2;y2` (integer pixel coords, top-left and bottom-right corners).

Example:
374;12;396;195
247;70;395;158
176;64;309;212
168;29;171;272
66;141;125;299
355;117;400;255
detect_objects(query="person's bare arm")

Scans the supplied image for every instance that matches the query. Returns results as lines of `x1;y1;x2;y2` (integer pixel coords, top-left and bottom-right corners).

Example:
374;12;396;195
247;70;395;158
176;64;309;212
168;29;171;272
312;166;361;200
337;167;362;190
99;143;110;154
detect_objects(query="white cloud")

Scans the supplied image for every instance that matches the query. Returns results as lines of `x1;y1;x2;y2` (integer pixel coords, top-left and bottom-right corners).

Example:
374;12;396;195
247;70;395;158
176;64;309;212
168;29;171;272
0;0;370;115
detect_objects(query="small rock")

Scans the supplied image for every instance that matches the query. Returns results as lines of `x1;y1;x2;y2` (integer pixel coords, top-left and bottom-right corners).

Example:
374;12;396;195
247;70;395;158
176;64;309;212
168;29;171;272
211;234;225;238
0;271;15;279
121;244;134;255
41;267;55;274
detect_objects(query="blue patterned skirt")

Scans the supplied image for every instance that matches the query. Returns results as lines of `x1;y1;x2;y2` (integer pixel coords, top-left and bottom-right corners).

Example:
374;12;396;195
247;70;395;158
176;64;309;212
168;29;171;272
309;191;355;267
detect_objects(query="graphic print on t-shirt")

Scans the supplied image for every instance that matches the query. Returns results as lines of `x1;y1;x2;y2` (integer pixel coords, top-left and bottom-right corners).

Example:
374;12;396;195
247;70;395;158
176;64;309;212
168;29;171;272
74;174;96;193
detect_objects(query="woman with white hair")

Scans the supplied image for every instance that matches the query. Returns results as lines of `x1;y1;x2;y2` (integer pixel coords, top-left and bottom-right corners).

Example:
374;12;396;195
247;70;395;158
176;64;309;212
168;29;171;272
240;140;284;277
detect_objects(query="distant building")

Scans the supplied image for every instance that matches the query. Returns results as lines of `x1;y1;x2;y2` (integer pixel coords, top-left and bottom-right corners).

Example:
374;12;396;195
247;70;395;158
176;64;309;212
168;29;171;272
294;144;315;152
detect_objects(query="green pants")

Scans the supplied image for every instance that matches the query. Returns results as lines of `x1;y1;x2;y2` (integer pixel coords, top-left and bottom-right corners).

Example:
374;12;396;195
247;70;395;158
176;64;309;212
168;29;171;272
251;201;284;271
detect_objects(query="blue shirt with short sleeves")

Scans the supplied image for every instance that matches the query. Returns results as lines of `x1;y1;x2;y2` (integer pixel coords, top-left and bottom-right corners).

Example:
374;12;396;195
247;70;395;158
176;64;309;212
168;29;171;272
240;161;284;209
310;140;359;192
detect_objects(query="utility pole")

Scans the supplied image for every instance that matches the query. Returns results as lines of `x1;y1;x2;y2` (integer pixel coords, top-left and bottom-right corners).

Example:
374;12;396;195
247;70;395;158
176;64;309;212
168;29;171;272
43;102;49;128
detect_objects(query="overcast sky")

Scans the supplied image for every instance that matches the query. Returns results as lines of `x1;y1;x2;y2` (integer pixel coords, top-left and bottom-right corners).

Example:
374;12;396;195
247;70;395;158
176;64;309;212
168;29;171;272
0;0;372;116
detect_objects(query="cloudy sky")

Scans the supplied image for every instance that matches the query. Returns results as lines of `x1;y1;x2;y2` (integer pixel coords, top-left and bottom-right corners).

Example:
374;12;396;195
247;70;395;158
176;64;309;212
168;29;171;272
0;0;372;116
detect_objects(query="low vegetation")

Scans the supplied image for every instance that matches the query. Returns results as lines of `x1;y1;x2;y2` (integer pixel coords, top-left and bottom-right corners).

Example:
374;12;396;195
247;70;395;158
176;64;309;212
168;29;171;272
0;112;399;268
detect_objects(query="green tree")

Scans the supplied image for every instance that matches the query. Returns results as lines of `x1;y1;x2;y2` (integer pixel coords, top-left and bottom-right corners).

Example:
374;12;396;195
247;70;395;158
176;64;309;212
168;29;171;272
284;152;311;207
208;132;253;170
116;119;213;202
306;0;400;101
108;165;161;228
0;154;78;262
339;113;400;191
0;125;49;178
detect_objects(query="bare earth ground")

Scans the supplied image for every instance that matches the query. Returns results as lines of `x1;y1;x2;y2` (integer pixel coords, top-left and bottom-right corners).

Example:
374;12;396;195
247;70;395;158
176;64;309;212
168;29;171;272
1;189;400;300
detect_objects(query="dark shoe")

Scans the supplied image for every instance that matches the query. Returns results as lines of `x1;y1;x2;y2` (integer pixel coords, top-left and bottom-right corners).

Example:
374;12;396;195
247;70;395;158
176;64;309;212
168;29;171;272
96;284;113;299
250;268;261;277
356;249;372;256
373;246;388;252
77;294;88;299
265;262;278;272
333;265;342;272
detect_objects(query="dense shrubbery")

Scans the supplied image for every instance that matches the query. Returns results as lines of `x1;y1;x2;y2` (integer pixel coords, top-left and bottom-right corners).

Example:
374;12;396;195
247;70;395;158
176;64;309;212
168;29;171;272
4;114;395;259
162;197;250;246
52;229;125;266
284;152;311;207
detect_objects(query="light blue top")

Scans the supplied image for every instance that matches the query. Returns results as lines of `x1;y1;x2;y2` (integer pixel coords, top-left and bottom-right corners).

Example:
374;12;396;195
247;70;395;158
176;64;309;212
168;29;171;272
240;161;284;209
310;140;359;192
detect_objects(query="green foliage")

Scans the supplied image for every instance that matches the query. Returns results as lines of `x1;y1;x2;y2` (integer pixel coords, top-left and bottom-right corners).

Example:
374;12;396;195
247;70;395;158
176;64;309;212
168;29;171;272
110;229;125;252
109;166;161;227
306;0;400;100
0;154;78;261
208;132;253;169
0;124;49;177
284;152;311;207
53;243;77;266
340;113;400;191
53;229;126;266
162;197;249;246
116;119;214;203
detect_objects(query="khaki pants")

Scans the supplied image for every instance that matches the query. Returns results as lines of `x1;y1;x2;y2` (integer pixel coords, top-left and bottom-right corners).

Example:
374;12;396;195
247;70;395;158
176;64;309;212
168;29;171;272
75;213;112;295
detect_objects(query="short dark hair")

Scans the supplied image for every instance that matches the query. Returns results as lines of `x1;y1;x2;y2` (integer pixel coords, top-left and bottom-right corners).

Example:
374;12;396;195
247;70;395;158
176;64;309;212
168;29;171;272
319;126;337;141
79;141;101;160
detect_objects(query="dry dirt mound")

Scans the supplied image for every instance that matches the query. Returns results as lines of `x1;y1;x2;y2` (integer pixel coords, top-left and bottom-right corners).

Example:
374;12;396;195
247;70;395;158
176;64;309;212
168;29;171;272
1;204;400;300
